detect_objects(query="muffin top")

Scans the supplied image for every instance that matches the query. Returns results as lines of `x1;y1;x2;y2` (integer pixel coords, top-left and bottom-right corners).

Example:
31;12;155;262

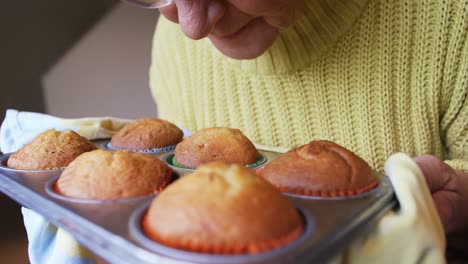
174;127;260;168
259;140;378;197
143;162;303;254
110;118;183;150
55;149;172;199
7;129;97;170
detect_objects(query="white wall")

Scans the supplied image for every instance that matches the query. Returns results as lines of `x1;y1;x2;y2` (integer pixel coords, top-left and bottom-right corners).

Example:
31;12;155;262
43;3;160;119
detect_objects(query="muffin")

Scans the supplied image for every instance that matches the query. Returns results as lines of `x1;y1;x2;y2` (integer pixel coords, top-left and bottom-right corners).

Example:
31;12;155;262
7;129;97;170
173;127;260;169
143;162;303;254
54;149;172;199
110;118;183;151
258;140;378;197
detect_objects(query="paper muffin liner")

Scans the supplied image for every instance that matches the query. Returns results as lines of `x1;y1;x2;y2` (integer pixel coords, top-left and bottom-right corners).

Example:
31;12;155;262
245;154;267;168
256;166;379;197
104;141;176;154
142;216;304;255
170;155;194;169
169;153;267;170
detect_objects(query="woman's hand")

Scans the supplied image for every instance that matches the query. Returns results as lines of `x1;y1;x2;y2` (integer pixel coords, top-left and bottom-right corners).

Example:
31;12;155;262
413;155;468;235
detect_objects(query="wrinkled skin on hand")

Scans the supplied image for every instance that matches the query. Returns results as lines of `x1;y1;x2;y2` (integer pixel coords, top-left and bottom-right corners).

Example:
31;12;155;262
414;155;468;236
160;0;304;59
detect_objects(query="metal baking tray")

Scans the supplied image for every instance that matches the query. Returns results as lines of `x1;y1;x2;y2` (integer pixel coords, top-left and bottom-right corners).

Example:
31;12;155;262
0;140;396;264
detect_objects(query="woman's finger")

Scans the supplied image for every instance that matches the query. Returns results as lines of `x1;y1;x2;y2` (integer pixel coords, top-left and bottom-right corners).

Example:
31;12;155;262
413;155;452;193
160;2;179;23
413;155;468;233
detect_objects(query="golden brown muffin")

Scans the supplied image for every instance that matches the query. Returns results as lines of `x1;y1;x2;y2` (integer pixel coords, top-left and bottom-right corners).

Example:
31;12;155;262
173;127;260;168
55;149;172;199
143;162;303;254
7;129;97;170
110;118;183;150
258;140;378;197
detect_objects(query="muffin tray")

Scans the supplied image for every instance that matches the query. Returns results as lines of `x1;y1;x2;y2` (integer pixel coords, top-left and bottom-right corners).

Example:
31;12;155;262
0;141;397;264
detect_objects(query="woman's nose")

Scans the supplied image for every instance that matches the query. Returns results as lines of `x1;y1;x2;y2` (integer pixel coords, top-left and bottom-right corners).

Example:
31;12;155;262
174;0;226;40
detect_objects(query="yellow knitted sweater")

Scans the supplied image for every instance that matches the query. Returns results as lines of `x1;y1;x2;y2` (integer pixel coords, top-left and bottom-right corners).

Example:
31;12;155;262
150;0;467;172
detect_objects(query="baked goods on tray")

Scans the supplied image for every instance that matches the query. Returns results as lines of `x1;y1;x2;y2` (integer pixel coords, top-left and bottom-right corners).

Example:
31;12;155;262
143;162;304;254
173;127;261;169
258;140;378;197
54;149;172;199
110;118;183;151
7;129;97;170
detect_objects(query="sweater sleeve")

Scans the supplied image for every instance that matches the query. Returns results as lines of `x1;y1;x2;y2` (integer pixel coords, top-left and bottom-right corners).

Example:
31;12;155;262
440;0;468;172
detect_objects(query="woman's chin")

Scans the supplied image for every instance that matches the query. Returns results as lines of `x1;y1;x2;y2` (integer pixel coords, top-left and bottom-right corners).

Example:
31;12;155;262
209;40;269;60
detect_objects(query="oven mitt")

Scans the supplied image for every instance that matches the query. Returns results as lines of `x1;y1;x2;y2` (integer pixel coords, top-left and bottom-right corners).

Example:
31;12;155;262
344;153;446;264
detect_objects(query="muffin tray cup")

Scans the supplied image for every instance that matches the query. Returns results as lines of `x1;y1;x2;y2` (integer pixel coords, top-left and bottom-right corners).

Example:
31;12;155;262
0;142;397;264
